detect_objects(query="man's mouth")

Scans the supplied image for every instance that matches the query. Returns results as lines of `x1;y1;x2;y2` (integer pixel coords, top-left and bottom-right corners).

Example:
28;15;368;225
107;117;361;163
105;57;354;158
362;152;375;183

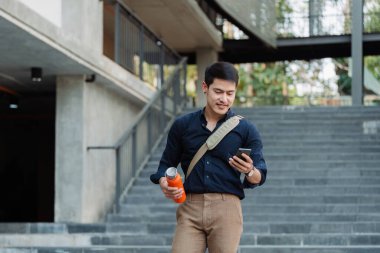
216;104;228;108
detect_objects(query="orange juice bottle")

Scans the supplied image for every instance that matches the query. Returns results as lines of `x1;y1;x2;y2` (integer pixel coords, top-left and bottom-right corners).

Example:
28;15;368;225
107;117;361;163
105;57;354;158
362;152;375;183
165;167;186;203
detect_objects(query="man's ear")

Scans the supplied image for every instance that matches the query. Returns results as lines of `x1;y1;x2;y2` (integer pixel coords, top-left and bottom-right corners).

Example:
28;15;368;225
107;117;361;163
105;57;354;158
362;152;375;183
201;81;208;94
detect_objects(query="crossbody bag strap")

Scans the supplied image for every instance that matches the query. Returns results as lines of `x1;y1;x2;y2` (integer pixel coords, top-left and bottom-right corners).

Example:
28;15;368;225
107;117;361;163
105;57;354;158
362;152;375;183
186;115;243;179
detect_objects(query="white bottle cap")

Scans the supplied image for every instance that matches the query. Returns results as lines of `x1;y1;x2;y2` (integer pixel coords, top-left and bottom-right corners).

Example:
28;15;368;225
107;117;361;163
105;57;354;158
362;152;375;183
165;167;177;179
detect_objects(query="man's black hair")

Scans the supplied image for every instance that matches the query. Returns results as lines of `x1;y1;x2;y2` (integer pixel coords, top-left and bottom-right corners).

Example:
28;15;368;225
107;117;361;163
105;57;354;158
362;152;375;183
204;62;239;87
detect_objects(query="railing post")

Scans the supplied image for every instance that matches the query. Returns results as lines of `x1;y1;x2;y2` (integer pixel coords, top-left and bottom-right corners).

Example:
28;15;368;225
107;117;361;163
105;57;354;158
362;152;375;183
173;70;180;115
160;45;165;89
309;0;322;36
147;108;152;150
139;25;145;81
114;3;121;64
124;13;129;69
183;62;187;107
160;89;166;132
352;0;364;105
115;147;121;213
132;126;137;175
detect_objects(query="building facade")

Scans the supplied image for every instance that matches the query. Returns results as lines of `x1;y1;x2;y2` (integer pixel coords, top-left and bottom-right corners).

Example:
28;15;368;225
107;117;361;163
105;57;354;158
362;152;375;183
1;0;260;223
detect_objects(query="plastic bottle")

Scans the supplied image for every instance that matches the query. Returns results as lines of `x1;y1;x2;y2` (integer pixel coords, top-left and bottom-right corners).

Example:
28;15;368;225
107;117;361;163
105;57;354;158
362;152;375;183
165;167;186;203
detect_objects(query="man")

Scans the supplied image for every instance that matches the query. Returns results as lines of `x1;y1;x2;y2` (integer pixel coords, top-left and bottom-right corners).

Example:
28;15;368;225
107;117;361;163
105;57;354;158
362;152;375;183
150;62;267;253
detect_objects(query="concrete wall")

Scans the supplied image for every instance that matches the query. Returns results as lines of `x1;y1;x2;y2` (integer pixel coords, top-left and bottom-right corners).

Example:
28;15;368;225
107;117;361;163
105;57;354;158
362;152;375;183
0;0;158;222
0;0;102;57
1;0;162;223
56;76;141;222
0;0;155;102
61;0;103;54
83;79;141;222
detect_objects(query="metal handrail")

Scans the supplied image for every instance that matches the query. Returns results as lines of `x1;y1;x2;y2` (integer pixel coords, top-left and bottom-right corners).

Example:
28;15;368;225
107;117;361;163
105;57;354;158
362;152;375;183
110;0;181;87
114;59;187;148
235;94;380;107
88;57;188;213
276;0;380;38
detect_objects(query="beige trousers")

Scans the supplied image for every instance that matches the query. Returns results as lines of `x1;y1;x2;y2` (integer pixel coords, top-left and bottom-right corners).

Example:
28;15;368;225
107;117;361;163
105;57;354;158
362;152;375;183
172;193;243;253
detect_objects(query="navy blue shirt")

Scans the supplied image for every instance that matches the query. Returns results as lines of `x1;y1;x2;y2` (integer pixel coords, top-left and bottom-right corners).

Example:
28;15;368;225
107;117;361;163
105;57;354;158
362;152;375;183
150;108;267;199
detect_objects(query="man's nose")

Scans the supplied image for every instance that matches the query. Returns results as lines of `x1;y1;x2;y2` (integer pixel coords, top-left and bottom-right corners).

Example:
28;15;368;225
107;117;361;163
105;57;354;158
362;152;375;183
220;93;227;102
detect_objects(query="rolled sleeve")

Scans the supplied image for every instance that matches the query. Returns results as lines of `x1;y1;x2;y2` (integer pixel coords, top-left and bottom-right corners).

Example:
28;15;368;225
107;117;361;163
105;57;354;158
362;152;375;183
150;118;183;184
243;167;267;189
242;121;267;189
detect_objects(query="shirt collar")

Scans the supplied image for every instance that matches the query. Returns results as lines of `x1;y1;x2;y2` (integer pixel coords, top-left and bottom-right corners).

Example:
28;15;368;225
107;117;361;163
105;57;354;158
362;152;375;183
200;107;235;123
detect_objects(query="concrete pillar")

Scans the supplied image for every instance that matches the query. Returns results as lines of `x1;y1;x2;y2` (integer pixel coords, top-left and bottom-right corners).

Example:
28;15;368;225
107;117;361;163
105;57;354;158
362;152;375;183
55;75;87;222
309;0;322;36
55;76;142;222
196;48;218;107
351;0;364;105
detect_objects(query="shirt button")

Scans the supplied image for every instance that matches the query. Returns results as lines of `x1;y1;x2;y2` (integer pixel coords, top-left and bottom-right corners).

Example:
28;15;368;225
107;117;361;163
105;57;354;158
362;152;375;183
206;161;209;165
206;175;209;179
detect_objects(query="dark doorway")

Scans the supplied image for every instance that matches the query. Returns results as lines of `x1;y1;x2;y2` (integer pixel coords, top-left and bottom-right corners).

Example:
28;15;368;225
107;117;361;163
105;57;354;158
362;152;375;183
0;94;55;222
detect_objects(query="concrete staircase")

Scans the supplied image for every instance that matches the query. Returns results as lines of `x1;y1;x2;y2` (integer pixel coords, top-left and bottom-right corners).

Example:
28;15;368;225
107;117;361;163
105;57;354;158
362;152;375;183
1;106;380;253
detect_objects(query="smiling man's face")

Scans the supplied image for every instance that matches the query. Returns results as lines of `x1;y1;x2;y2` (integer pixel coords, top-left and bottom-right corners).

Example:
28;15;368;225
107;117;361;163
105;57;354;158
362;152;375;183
202;78;236;117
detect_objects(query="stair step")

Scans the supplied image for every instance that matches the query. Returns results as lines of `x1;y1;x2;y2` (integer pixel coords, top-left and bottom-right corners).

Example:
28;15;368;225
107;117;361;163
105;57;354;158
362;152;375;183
6;232;371;248
108;212;380;223
3;246;380;253
151;152;380;160
123;195;380;205
3;222;380;236
118;203;380;214
106;221;380;234
154;147;380;154
136;175;380;186
0;234;93;247
90;233;380;246
0;223;108;234
263;147;380;152
128;185;380;196
139;170;380;180
145;160;380;168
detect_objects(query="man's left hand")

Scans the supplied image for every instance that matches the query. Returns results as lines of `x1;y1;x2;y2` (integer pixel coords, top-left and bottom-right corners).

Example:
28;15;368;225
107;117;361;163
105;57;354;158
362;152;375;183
228;153;254;174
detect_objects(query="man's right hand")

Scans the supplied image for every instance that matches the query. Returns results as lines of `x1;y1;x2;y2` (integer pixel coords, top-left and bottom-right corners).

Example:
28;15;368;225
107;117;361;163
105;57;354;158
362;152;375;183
159;177;184;200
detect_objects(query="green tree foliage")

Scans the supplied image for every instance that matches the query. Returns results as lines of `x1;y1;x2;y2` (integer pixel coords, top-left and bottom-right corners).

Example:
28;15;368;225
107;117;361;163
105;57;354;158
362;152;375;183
235;0;380;106
334;58;351;95
236;63;292;105
366;56;380;82
276;0;294;37
364;0;380;33
363;0;380;87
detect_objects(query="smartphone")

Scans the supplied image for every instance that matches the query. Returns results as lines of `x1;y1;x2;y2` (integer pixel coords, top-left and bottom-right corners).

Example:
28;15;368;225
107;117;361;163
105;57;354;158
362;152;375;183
236;148;251;160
